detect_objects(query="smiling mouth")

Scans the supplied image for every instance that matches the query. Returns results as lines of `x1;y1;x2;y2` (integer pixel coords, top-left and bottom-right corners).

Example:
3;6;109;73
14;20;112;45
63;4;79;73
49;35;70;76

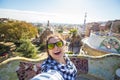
54;51;61;55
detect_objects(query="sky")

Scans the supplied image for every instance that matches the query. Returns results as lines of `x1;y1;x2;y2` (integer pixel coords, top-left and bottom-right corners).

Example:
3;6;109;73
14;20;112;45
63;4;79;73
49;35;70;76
0;0;120;24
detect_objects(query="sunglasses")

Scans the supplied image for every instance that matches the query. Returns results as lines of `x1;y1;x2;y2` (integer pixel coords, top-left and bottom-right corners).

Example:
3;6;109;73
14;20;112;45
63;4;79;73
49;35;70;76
47;41;63;50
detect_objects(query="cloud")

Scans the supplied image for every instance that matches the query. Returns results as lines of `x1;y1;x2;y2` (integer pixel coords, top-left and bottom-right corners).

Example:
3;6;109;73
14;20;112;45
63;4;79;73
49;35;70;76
0;9;54;22
0;8;85;24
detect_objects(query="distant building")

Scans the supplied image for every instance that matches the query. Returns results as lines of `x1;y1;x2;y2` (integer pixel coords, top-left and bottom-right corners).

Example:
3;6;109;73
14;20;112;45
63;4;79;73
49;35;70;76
0;18;9;22
85;22;100;37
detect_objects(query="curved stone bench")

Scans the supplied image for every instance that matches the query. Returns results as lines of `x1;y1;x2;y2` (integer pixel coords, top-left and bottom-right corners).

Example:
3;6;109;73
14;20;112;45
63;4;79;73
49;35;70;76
0;54;120;80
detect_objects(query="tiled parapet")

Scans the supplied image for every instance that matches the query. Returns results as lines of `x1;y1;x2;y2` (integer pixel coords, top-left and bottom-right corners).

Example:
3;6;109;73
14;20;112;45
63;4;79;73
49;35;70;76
0;54;120;80
16;62;41;80
70;57;88;74
69;54;120;80
0;57;44;80
87;54;120;80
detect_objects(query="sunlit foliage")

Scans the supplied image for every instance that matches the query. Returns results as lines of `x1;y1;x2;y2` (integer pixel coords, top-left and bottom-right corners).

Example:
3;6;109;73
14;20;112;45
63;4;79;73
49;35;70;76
0;20;38;42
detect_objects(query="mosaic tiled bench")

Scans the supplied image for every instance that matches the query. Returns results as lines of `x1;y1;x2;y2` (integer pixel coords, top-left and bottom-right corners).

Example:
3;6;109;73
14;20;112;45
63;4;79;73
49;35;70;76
0;54;120;80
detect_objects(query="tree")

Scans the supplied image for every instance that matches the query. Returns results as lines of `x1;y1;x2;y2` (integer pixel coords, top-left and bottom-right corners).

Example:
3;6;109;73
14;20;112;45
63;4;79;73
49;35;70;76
69;29;77;36
69;29;78;51
0;20;38;42
37;27;43;34
16;39;37;58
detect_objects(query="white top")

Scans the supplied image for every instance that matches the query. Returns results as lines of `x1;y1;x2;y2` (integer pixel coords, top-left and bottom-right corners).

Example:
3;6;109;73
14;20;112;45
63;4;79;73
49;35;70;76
116;68;120;77
31;70;64;80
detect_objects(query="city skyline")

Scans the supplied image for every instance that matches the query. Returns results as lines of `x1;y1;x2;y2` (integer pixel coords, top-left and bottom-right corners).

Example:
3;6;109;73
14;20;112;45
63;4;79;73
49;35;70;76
0;0;120;24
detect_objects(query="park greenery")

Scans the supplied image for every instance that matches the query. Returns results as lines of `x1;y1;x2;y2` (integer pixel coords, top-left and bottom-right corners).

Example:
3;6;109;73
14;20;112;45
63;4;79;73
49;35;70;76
16;39;37;58
0;19;39;58
0;20;38;42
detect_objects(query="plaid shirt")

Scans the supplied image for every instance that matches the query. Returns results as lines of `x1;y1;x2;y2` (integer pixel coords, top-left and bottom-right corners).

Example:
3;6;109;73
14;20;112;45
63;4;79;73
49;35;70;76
41;55;77;80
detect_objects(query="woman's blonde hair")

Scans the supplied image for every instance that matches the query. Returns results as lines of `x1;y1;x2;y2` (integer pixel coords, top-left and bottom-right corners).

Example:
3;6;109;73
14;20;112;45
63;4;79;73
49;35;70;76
46;33;64;54
46;34;64;42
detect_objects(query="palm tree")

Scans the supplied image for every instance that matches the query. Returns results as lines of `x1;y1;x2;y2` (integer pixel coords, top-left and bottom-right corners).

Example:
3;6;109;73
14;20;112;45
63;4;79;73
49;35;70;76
69;29;82;54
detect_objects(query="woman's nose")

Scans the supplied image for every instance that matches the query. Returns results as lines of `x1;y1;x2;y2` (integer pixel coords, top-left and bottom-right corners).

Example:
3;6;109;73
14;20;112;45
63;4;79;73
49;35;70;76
54;45;59;49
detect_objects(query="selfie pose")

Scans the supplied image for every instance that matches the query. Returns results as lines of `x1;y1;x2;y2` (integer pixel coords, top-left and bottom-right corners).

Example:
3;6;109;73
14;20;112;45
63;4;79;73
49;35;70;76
41;34;77;80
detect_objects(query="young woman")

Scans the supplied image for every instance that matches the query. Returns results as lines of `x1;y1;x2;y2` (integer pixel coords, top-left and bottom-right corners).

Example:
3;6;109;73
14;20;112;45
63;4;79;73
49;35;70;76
41;34;77;80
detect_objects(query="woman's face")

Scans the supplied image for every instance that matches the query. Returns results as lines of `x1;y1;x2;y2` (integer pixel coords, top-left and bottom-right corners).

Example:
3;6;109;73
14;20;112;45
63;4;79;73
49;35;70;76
47;36;65;60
